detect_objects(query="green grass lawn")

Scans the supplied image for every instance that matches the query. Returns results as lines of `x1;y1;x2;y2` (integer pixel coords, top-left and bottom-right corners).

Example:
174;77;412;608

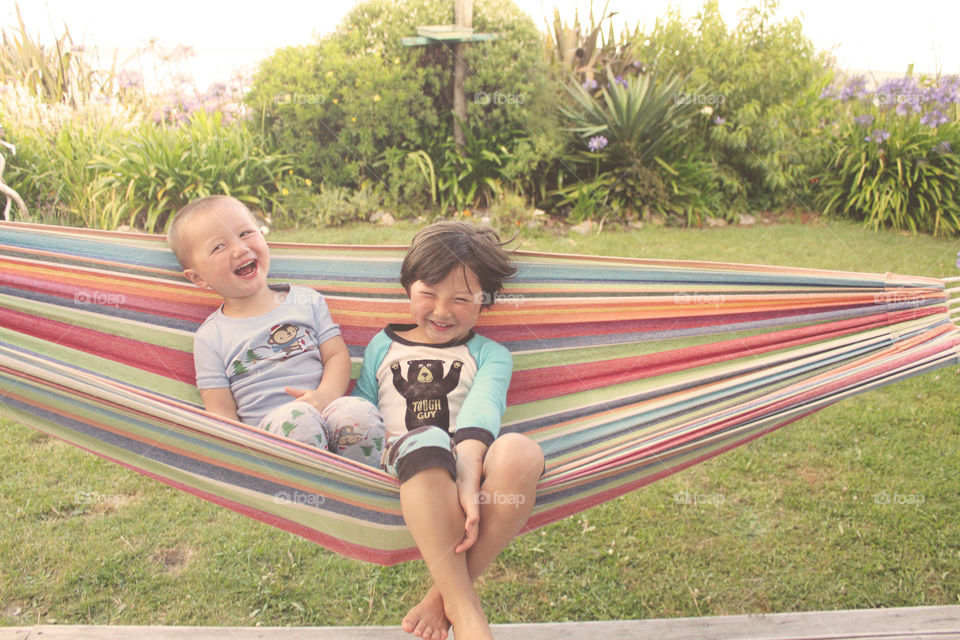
2;218;958;626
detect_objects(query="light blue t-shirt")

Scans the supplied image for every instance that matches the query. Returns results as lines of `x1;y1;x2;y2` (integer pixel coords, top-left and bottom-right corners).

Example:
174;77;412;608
353;324;512;446
193;284;341;425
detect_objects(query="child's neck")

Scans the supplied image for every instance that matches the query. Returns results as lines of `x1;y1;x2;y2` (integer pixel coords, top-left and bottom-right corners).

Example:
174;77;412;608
221;285;283;318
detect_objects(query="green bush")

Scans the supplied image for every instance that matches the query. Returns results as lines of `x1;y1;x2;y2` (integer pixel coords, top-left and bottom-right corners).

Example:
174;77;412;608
246;0;562;213
813;75;960;236
635;0;833;211
550;68;730;223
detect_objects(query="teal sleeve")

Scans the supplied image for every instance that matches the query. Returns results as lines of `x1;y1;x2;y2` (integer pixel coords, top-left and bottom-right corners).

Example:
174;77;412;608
352;330;391;405
452;336;512;446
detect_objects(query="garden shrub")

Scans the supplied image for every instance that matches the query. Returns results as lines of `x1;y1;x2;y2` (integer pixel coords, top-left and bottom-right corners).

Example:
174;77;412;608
246;0;563;218
635;0;833;211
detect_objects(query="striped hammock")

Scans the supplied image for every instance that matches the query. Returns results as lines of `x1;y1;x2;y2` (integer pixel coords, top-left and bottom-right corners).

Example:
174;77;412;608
1;221;958;566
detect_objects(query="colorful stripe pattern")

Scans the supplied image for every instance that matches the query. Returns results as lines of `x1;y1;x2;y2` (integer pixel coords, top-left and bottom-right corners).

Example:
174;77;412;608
1;221;958;565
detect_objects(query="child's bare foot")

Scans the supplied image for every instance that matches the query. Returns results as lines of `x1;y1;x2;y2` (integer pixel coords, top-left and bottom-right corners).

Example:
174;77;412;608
401;586;449;640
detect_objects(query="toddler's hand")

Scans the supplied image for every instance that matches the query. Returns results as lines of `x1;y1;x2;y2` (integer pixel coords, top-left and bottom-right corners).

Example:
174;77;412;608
285;386;339;412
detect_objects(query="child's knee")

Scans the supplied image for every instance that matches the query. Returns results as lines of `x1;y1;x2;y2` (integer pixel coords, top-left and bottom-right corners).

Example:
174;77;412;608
258;399;328;449
487;432;544;478
321;396;385;467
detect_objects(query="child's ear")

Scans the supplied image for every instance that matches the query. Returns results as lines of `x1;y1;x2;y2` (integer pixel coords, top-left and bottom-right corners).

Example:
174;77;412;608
182;268;207;289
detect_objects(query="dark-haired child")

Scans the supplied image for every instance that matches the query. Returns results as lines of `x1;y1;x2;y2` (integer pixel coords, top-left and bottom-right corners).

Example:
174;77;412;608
330;221;544;640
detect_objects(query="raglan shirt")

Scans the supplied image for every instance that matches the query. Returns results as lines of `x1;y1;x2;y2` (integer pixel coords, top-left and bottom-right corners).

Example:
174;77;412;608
193;284;341;426
353;324;512;446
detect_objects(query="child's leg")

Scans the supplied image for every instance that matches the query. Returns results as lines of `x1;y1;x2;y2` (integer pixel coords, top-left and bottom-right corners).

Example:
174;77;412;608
383;427;491;640
404;433;544;639
401;467;492;640
320;396;386;468
466;432;543;576
258;399;329;449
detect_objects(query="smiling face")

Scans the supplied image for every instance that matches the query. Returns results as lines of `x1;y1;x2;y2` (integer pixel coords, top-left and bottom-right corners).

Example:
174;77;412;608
179;200;271;311
404;266;483;344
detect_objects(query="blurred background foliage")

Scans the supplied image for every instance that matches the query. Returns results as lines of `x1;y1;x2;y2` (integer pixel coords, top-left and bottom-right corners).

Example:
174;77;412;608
1;0;958;236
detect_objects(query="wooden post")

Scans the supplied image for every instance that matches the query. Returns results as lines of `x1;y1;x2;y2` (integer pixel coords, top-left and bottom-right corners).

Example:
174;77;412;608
452;0;473;148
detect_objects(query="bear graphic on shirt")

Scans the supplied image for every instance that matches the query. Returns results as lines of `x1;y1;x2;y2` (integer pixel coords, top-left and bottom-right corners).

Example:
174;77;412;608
390;359;464;431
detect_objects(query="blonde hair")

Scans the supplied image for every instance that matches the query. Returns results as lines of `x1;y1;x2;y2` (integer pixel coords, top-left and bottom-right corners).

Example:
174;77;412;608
166;195;254;268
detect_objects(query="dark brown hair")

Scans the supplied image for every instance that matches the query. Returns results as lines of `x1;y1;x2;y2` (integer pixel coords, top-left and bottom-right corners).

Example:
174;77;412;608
400;221;516;308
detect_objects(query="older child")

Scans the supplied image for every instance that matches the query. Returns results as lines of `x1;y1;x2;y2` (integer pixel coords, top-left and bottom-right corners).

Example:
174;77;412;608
333;222;544;640
167;195;383;466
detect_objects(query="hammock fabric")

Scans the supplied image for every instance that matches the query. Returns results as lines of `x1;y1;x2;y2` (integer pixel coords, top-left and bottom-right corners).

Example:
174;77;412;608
1;221;958;566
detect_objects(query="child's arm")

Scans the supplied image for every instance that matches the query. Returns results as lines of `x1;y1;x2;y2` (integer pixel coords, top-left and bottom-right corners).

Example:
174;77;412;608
453;437;488;553
199;387;240;422
285;335;351;411
451;338;513;552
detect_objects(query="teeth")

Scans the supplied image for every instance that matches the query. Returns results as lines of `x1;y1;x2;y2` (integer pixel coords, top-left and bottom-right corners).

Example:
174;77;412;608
235;260;257;276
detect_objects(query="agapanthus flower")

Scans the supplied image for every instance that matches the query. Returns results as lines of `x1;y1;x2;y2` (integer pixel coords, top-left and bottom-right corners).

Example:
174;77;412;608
934;140;952;154
865;129;891;144
920;109;949;128
117;69;142;89
588;135;608;152
614;75;628;88
714;116;726;125
853;114;874;126
838;75;868;101
582;78;599;90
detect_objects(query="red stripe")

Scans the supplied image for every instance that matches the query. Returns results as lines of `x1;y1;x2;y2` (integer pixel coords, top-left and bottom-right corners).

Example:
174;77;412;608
0;307;194;383
507;307;945;405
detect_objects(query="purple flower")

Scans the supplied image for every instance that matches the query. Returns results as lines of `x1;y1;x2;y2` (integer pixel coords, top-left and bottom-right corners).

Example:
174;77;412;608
934;140;952;154
714;116;726;125
614;75;627;88
587;135;608;152
956;250;960;270
839;75;868;101
865;129;891;144
117;69;142;89
582;78;599;90
920;109;949;128
853;114;875;126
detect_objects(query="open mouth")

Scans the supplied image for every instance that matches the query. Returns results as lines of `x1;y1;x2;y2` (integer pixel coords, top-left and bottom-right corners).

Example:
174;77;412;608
234;259;258;279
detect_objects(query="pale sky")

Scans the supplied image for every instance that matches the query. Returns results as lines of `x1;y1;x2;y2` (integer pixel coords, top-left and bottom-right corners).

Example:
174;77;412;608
3;0;959;90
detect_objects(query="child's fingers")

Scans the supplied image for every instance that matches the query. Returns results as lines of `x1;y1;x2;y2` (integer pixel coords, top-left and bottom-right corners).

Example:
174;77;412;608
285;387;307;398
455;520;479;554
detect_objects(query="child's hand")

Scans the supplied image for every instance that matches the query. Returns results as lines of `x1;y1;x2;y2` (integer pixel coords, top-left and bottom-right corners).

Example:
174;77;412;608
456;482;481;554
285;386;340;412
